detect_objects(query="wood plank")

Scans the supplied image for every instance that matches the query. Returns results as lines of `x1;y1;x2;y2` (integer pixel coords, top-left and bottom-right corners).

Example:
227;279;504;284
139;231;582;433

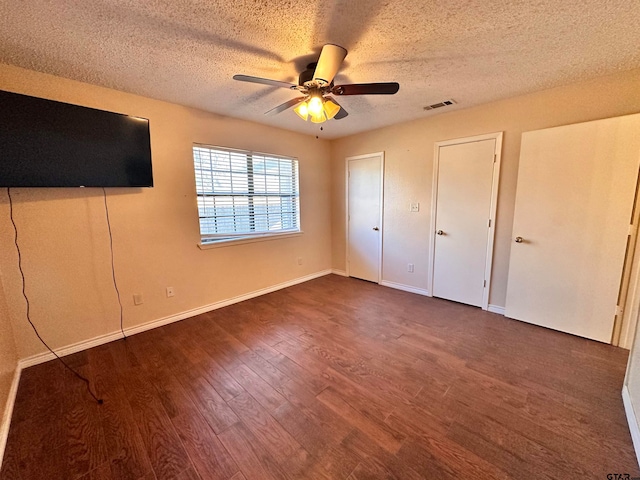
172;466;201;480
2;275;638;479
341;429;423;480
0;430;23;480
228;364;287;412
77;463;112;480
176;368;239;435
89;347;155;480
275;380;353;446
125;375;192;480
218;423;288;480
268;353;329;395
316;387;405;453
396;436;508;480
170;411;239;479
226;392;304;463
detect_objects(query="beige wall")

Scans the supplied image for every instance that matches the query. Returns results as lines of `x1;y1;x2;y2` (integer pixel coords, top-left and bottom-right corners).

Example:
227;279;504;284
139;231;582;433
627;324;640;413
2;62;640;363
625;253;640;458
331;68;640;307
0;273;18;433
0;63;332;360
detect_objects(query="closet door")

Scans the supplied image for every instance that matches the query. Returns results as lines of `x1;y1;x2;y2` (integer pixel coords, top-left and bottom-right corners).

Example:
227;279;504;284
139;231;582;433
505;114;640;343
431;136;499;308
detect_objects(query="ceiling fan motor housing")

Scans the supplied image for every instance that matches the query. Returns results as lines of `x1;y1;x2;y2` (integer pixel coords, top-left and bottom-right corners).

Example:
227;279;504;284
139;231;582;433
299;63;317;86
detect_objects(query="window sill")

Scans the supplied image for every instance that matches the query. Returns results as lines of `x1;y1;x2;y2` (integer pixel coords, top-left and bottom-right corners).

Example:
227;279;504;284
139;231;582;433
197;231;303;249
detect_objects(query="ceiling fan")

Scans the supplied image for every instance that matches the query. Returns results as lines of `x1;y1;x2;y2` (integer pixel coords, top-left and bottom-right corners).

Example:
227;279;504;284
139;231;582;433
233;44;400;123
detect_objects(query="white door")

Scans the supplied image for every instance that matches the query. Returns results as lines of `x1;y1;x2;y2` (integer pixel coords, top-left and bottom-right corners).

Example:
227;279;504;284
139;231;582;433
347;153;383;282
431;136;500;307
505;114;640;343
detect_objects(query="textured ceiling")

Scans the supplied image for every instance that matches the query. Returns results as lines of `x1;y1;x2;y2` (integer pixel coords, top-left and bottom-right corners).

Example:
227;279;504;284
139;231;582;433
1;0;639;139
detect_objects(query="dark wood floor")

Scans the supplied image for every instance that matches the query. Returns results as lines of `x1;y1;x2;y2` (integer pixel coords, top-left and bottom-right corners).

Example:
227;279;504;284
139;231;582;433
1;274;638;479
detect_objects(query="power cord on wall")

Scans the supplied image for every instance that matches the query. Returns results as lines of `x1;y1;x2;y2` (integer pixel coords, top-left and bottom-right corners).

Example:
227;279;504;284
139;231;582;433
7;188;103;404
102;187;126;340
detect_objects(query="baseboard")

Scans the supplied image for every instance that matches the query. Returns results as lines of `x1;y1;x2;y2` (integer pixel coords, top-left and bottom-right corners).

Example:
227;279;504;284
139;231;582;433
379;280;429;296
331;269;348;277
623;386;640;467
18;269;333;369
19;331;125;369
0;365;21;466
124;269;332;337
488;304;506;315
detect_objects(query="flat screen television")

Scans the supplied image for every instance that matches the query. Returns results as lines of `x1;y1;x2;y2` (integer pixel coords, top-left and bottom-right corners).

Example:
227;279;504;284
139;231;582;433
0;90;153;187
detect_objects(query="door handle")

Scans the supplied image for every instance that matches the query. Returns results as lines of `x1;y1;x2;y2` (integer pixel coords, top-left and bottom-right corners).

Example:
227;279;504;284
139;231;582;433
373;227;380;231
436;230;444;235
515;236;524;243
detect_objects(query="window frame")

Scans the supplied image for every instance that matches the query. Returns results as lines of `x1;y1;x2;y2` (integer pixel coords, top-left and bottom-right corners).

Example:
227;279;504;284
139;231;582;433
192;144;301;245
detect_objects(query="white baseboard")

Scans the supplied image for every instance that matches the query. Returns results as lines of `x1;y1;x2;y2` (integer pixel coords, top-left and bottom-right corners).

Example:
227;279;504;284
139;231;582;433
19;331;125;369
623;386;640;468
379;280;429;296
488;304;505;315
0;365;22;466
19;269;333;369
331;269;348;277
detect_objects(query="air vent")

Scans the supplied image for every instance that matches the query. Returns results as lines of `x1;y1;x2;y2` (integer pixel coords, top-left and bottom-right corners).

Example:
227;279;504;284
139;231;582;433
423;99;456;111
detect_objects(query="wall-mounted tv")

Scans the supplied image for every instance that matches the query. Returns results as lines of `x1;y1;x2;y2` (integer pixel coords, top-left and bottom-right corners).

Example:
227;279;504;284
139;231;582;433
0;90;153;187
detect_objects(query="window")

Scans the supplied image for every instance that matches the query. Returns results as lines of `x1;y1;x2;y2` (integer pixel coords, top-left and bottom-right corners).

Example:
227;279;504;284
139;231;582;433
193;145;300;243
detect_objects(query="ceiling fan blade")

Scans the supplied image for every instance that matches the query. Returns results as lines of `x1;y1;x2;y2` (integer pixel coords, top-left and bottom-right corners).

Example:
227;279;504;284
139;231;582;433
326;96;349;119
264;97;306;116
233;74;297;90
313;44;347;86
332;82;400;96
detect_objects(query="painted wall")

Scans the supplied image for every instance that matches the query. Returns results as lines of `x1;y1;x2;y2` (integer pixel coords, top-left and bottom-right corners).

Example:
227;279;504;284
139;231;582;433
624;258;640;463
330;68;640;307
627;323;640;410
0;63;332;360
0;274;18;438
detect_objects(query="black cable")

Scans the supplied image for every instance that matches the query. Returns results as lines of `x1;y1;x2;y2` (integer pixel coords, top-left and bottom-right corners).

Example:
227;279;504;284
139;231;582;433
102;188;126;340
7;188;103;405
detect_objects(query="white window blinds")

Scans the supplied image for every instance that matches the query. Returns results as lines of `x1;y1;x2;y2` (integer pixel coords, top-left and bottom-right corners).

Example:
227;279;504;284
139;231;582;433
193;145;300;241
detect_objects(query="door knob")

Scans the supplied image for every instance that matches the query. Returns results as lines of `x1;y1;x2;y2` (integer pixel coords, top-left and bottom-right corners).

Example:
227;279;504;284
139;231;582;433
373;227;380;231
515;236;524;243
436;230;444;235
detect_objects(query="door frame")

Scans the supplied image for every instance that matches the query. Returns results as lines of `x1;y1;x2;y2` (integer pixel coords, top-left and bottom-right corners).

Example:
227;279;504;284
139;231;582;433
346;152;385;283
428;132;503;310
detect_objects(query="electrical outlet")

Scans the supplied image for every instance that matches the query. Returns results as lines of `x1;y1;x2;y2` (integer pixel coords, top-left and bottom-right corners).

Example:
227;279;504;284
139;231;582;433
407;263;414;273
410;202;420;212
297;257;303;265
133;294;143;305
166;287;175;298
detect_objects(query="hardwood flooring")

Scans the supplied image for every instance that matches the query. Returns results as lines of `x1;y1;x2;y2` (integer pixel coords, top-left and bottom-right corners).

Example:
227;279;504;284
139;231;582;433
1;274;638;479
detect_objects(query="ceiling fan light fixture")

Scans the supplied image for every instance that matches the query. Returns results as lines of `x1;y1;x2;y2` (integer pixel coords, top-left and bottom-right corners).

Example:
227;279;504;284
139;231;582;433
323;99;341;120
310;111;327;123
294;101;309;120
294;95;338;123
307;96;324;117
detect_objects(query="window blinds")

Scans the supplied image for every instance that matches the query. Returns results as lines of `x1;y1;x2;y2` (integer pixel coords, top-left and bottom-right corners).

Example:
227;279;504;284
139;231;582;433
193;145;300;240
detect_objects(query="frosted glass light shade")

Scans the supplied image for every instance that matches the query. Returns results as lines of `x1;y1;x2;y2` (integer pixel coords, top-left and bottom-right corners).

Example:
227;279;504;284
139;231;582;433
323;99;341;119
294;101;309;120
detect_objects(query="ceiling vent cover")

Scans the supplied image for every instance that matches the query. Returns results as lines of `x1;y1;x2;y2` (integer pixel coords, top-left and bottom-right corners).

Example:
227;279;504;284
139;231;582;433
424;99;456;111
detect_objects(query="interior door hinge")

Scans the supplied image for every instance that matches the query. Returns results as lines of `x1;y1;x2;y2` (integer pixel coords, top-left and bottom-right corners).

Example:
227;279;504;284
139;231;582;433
483;280;487;288
616;305;624;316
488;219;491;228
494;154;497;163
